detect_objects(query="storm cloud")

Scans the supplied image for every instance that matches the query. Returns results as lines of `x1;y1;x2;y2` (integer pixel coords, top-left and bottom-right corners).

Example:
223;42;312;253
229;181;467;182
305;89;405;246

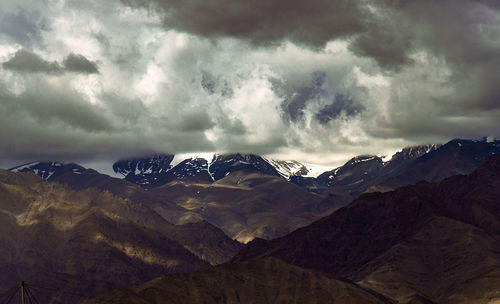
123;0;366;48
0;0;500;169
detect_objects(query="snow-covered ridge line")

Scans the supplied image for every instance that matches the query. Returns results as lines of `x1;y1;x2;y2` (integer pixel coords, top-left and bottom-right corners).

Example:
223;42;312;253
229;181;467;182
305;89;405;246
8;161;86;181
9;161;42;172
171;153;215;168
351;156;378;164
301;163;338;178
264;158;308;179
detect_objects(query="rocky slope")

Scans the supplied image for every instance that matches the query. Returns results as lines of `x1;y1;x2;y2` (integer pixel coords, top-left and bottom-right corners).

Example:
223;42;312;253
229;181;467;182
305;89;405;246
291;139;500;199
48;164;325;244
0;169;209;303
40;167;242;265
11;138;499;246
149;171;335;243
373;138;500;192
233;155;500;303
290;144;441;195
8;161;336;244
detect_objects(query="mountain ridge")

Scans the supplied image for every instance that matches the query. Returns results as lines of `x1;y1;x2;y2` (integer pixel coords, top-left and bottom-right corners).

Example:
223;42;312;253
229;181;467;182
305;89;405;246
232;154;500;303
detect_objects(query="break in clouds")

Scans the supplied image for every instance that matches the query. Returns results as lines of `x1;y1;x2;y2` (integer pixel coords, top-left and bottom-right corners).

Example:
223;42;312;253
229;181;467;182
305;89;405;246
1;0;500;167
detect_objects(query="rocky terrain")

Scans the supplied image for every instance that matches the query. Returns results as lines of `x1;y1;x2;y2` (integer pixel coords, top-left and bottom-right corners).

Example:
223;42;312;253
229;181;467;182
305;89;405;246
0;169;210;303
4;139;500;303
234;154;500;303
10;159;336;243
83;258;394;304
10;138;500;245
148;171;333;243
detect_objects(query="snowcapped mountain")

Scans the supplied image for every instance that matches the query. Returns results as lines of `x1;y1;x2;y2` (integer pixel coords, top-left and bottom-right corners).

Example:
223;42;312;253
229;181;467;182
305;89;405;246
111;153;309;188
322;155;384;186
374;138;500;191
12;138;497;194
263;158;309;179
112;154;175;187
290;144;441;194
290;155;384;193
209;154;281;181
382;144;441;164
9;161;86;181
290;139;500;196
106;142;453;191
164;157;214;183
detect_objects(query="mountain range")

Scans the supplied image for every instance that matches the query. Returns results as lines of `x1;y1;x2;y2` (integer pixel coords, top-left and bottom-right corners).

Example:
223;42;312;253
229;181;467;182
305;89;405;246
85;152;500;304
10;138;500;243
13;139;500;198
3;137;500;303
233;154;500;303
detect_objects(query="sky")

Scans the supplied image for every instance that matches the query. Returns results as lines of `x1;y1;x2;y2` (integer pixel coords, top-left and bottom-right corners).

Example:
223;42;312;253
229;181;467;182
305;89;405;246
1;0;500;170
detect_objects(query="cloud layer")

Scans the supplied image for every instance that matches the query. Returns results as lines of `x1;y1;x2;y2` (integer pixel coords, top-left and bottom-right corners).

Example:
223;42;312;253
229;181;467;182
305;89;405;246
1;0;500;168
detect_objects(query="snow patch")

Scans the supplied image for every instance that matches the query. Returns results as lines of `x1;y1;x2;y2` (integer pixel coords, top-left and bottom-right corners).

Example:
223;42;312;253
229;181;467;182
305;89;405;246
352;156;376;164
264;158;308;179
171;152;215;168
381;154;393;163
487;136;498;143
302;163;337;178
45;170;56;180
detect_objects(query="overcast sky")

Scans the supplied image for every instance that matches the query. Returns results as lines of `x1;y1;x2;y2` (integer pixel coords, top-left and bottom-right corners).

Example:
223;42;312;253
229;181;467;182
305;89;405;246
1;0;500;169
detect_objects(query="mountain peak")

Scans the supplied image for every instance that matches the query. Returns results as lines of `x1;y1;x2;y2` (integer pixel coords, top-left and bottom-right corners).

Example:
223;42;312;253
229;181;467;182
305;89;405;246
9;161;85;181
345;155;382;166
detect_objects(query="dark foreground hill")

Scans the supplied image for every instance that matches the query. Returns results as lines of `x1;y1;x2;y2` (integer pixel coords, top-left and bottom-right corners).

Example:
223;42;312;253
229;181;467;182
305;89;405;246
83;258;393;304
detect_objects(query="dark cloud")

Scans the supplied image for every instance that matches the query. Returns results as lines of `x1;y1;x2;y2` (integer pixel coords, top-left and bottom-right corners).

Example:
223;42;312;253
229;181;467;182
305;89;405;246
200;70;233;97
178;109;215;132
316;94;364;124
122;0;366;48
217;117;246;136
0;81;217;163
0;81;113;133
63;53;99;74
101;93;148;125
349;25;414;70
3;50;99;75
359;0;500;116
403;1;500;111
3;49;62;74
279;72;327;122
201;71;216;95
277;72;364;125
